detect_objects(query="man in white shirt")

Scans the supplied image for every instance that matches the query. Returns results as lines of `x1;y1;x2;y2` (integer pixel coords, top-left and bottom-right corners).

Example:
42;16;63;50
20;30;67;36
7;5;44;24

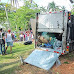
5;29;13;53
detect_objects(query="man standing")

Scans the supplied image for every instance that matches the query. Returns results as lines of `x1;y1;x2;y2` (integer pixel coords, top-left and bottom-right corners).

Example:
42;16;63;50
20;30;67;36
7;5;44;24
6;29;13;53
0;28;5;55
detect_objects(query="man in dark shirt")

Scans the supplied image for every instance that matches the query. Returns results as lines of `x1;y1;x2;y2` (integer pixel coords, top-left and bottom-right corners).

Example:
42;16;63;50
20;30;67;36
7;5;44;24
0;28;5;55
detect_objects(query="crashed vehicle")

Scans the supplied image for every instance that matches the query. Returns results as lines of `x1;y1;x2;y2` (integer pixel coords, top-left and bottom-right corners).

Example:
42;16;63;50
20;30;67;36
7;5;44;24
31;10;74;54
24;10;74;70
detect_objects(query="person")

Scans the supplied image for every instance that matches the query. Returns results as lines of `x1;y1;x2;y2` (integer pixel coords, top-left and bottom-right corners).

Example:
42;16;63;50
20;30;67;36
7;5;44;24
12;32;15;41
25;31;28;41
27;32;30;41
5;29;13;53
30;30;34;41
24;33;25;41
19;32;24;41
0;28;5;55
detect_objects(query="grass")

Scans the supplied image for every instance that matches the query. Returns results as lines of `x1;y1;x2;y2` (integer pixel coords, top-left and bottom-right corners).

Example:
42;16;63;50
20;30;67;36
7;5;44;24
0;42;34;74
60;51;74;61
0;42;74;74
64;61;69;64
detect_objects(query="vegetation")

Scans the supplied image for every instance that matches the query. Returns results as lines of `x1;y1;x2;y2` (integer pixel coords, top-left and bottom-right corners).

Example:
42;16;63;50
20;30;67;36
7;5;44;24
7;1;40;31
0;1;74;74
47;1;57;11
0;42;74;74
0;1;74;31
40;6;47;12
0;3;6;24
71;5;74;15
0;42;34;74
47;1;65;11
0;1;40;31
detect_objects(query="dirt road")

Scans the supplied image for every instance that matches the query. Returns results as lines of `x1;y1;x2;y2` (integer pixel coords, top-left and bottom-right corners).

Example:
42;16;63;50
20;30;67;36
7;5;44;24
15;51;74;74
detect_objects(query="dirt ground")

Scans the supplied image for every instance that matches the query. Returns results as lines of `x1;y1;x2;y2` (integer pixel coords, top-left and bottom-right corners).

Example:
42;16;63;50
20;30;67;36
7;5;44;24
15;52;74;74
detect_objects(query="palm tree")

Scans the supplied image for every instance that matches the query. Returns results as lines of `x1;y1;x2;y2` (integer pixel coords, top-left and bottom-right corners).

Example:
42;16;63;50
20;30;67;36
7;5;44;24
40;6;47;12
55;6;60;11
61;6;65;10
47;1;56;11
47;1;60;11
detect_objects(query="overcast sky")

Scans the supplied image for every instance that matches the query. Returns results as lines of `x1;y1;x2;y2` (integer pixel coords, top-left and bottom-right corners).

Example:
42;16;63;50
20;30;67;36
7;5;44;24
0;0;73;11
33;0;72;11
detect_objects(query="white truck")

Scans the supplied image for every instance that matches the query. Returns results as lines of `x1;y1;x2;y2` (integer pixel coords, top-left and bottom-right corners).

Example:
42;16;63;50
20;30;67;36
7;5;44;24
31;10;74;54
24;10;74;70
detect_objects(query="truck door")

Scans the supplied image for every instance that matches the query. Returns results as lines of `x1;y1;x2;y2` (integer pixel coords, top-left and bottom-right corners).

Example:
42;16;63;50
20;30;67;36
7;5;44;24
38;12;64;33
24;49;61;70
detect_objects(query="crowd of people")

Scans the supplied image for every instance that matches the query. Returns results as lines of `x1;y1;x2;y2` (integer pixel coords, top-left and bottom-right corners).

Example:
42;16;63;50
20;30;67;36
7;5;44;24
19;30;34;42
0;28;13;55
0;28;34;55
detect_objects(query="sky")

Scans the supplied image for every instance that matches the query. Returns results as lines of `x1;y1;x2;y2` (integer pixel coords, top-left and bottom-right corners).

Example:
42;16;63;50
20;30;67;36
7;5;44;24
33;0;72;11
0;0;73;11
0;0;9;3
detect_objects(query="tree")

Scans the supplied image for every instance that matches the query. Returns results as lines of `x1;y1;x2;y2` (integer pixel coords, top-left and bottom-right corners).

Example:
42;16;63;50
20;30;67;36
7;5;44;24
61;6;65;10
71;5;74;15
7;0;40;31
40;6;47;12
0;3;6;24
47;1;56;11
47;2;66;12
55;6;60;11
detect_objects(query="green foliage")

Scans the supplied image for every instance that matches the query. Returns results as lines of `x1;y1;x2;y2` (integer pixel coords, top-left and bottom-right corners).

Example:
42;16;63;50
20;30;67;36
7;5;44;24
71;5;74;15
64;61;69;64
0;43;34;74
72;12;74;15
61;6;66;10
47;1;66;11
40;6;47;12
7;1;40;31
49;1;55;10
0;3;6;23
47;1;56;11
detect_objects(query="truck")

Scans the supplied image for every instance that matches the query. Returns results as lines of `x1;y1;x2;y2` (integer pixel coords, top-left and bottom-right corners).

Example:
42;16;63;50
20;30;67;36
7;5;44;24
31;10;74;54
24;10;74;70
